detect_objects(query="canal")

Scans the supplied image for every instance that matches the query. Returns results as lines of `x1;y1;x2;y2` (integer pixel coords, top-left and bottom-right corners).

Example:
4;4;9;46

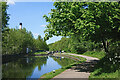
2;56;76;79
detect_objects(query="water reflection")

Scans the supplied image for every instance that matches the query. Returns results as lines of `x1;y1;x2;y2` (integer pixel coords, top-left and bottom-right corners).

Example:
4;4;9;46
2;56;48;78
2;56;75;79
26;57;29;63
53;56;76;67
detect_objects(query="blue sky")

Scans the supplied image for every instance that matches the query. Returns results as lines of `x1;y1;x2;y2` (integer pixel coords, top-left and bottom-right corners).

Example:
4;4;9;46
7;2;62;44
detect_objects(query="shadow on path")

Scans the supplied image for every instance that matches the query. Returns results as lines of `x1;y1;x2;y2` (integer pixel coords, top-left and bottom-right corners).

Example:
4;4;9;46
49;54;100;80
73;60;99;73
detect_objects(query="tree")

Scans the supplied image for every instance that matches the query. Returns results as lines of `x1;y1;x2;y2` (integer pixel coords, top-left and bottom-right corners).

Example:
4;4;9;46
48;37;98;53
1;2;9;31
43;2;120;53
2;27;49;55
33;35;48;51
1;2;10;55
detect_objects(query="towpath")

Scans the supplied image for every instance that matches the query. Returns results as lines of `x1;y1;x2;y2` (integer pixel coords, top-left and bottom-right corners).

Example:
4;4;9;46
51;53;99;80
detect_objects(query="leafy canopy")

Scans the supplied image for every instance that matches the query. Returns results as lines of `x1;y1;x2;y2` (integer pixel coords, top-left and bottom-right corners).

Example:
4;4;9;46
43;2;120;42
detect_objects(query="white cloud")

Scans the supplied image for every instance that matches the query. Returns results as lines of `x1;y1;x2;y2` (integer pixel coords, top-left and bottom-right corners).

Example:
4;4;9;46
33;33;39;37
40;25;46;27
7;0;15;5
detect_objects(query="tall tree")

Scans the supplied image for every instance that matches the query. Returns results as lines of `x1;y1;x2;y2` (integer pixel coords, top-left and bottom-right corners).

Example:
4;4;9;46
1;2;9;31
43;2;120;53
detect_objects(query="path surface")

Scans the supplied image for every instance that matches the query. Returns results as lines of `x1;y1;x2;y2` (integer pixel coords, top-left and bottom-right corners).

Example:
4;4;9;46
51;53;99;80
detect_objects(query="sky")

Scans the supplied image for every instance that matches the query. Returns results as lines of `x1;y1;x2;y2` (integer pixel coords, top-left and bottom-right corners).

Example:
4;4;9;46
7;2;62;44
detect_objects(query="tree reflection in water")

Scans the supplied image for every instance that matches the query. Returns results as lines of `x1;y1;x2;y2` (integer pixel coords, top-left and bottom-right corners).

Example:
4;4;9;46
2;56;75;79
2;56;48;78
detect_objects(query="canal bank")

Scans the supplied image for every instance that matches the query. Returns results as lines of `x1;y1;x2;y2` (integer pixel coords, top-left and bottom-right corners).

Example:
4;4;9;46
2;52;49;64
52;53;99;79
39;53;87;80
2;54;77;79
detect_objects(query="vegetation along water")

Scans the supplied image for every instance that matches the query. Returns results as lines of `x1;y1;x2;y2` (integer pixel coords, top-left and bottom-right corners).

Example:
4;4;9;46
1;1;120;80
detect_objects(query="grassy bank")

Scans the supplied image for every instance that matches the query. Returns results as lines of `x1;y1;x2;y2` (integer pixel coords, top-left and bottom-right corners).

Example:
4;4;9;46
89;53;119;79
34;52;48;55
39;54;86;80
54;53;86;62
39;68;66;80
82;51;105;59
67;51;119;79
67;54;86;62
63;51;105;59
80;51;119;79
89;63;119;79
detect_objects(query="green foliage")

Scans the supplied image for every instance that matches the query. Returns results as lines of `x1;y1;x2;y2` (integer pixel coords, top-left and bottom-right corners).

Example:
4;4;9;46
44;2;120;40
45;3;120;78
89;54;119;78
44;2;120;78
1;2;9;30
2;28;48;55
48;37;71;52
84;41;120;78
44;2;120;54
49;37;102;54
70;43;87;54
33;35;49;51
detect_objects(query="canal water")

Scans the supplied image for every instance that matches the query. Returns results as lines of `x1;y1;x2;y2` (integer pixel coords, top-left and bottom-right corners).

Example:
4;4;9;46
2;56;75;79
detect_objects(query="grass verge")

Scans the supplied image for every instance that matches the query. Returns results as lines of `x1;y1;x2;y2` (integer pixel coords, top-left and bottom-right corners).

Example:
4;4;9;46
89;53;119;79
82;51;105;59
67;54;86;62
80;51;119;79
39;54;86;80
39;68;66;80
34;52;47;55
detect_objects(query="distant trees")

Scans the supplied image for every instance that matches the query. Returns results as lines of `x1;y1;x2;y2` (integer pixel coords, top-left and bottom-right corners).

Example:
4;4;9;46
49;37;102;54
49;37;71;52
33;35;48;51
2;28;48;55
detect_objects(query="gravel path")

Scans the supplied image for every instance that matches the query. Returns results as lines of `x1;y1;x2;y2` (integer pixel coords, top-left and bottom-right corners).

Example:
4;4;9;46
67;53;99;62
51;53;99;80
